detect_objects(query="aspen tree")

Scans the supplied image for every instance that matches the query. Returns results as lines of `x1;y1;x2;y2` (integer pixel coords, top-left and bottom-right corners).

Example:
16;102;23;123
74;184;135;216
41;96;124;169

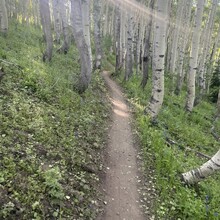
141;0;155;89
93;0;102;70
185;0;205;112
115;3;121;74
71;0;92;93
175;1;192;95
198;0;217;98
182;149;220;184
124;13;133;81
147;0;170;119
0;0;8;34
59;0;70;53
52;0;61;44
39;0;53;62
82;0;92;67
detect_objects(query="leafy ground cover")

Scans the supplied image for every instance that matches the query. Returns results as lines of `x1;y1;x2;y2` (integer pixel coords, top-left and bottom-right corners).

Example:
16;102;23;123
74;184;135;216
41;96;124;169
104;51;220;219
0;21;109;219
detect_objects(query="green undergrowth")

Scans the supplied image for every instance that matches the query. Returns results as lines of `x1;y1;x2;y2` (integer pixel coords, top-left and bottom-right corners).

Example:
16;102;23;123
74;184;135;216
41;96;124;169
0;21;109;219
111;70;220;219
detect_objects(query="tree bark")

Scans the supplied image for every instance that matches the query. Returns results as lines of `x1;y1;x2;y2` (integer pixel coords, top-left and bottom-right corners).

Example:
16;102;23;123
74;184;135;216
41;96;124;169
185;0;205;112
59;0;70;53
175;1;192;95
115;3;121;74
147;0;170;119
141;0;154;89
217;89;220;117
124;13;133;81
39;0;53;62
182;149;220;184
93;0;102;70
0;0;8;34
52;0;61;44
71;0;92;93
169;0;185;93
82;0;92;68
197;0;217;99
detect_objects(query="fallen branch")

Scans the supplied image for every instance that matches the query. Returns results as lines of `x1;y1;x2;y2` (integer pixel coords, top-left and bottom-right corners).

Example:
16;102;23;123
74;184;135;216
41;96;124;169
165;137;211;160
0;58;20;67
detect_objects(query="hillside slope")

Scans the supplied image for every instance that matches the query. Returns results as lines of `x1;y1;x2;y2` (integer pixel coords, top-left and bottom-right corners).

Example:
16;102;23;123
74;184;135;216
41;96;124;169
0;21;109;219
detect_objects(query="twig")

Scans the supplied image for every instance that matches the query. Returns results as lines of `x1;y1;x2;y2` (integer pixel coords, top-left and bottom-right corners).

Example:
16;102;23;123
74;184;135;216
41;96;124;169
165;137;211;160
0;58;20;67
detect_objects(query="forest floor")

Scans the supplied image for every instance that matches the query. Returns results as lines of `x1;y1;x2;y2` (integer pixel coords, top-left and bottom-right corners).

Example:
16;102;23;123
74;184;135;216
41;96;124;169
98;71;147;220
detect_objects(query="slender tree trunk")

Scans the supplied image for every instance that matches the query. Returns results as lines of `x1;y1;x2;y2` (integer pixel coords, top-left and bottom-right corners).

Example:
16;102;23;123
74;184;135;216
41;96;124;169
175;1;192;95
120;11;126;69
197;0;217;100
0;0;8;34
52;0;61;44
103;1;109;37
182;149;220;184
115;3;121;74
146;0;170;119
141;0;154;89
39;0;53;62
185;0;205;112
206;27;220;94
59;0;69;54
82;0;92;68
93;0;102;70
33;0;40;26
71;0;92;93
124;13;133;81
170;0;185;93
217;89;220;117
136;16;144;75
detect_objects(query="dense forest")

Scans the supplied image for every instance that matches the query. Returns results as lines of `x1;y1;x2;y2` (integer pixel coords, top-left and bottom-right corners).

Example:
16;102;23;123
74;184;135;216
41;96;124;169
0;0;220;219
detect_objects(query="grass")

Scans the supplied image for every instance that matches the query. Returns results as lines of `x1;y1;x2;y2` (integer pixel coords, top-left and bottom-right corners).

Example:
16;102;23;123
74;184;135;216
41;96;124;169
0;21;109;219
104;51;220;219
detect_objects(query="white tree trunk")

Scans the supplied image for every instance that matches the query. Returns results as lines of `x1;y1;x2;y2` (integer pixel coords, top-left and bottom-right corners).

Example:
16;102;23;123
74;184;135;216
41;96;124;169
141;0;154;88
120;11;126;69
115;3;121;74
124;13;133;81
206;26;220;94
39;0;53;62
82;0;92;68
71;0;92;93
0;0;8;34
147;0;170;119
59;0;70;53
103;1;109;37
175;1;192;95
169;0;185;92
185;0;205;112
217;89;220;117
170;0;184;75
52;0;61;43
182;149;220;184
198;0;217;97
93;0;102;70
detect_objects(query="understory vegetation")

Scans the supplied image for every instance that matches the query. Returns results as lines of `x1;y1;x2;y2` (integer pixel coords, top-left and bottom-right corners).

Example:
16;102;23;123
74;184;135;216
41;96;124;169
104;53;220;219
0;21;109;219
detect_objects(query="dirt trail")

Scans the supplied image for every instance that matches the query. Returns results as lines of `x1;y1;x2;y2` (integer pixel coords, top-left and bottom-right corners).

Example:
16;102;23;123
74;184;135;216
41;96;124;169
99;71;144;220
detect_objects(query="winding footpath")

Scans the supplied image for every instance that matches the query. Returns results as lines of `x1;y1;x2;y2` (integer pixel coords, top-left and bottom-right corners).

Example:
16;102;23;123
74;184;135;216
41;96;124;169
99;71;144;220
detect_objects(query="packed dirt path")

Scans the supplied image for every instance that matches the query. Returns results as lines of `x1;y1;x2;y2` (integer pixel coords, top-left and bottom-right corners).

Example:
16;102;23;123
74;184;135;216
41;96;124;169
99;71;144;220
